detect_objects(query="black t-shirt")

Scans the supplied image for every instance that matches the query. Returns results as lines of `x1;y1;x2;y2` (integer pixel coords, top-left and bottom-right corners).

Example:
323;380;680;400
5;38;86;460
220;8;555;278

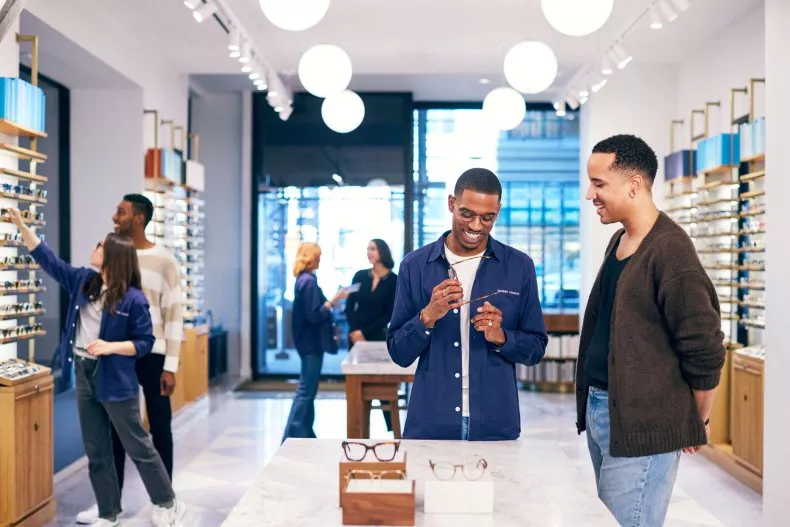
584;234;630;390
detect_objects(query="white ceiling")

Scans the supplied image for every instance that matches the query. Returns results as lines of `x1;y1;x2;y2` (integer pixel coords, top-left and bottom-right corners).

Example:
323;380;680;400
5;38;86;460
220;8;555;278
28;0;765;100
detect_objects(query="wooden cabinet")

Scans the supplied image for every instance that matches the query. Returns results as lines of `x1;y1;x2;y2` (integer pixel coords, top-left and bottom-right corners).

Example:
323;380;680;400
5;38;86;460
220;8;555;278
0;369;57;527
708;347;732;444
731;352;764;475
184;327;209;403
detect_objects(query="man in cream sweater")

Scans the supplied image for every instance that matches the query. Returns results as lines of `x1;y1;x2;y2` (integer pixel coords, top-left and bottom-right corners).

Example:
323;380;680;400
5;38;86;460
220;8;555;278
78;193;184;524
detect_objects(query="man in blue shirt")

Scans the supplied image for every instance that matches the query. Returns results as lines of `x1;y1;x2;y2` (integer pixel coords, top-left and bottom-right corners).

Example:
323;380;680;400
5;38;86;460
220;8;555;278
387;168;548;441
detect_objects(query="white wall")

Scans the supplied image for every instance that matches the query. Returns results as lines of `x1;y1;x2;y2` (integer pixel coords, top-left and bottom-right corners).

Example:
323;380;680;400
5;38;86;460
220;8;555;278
578;63;678;318
70;89;145;266
676;5;765;140
24;1;189;149
190;93;245;377
763;1;790;524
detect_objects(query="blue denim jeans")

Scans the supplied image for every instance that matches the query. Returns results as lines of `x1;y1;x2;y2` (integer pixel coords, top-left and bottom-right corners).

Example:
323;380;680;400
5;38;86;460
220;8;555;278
281;352;324;443
461;416;470;440
586;387;680;527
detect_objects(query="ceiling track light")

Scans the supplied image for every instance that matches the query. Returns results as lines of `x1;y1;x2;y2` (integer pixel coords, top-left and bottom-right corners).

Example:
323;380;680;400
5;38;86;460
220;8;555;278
565;94;580;110
669;0;690;12
592;79;608;92
238;40;251;63
611;43;632;69
659;0;678;23
192;1;217;23
649;5;663;29
228;27;240;52
601;55;614;75
184;0;200;9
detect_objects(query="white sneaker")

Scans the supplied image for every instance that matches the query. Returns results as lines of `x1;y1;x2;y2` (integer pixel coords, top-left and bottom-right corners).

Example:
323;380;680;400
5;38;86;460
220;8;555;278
152;500;187;527
76;505;98;524
90;518;119;527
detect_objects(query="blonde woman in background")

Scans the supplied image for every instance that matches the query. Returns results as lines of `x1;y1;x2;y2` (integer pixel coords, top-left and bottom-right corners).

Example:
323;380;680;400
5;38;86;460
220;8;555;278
281;243;346;441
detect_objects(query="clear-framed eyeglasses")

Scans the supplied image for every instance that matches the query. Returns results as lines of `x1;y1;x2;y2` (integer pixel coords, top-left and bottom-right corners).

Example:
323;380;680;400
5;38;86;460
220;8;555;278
429;457;489;481
447;255;507;306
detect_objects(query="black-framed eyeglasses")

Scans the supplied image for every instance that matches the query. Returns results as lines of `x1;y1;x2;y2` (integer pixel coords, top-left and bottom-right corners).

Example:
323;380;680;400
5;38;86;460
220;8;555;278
342;440;400;462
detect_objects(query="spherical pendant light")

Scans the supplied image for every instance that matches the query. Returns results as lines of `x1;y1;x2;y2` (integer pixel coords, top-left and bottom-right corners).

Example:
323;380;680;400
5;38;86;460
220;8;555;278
298;44;353;98
259;0;331;32
540;0;614;37
322;90;365;133
503;40;558;95
482;87;526;131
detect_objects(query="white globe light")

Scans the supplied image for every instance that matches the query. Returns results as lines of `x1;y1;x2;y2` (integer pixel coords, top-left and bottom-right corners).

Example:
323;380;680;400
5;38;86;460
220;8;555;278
504;40;558;95
482;87;526;131
541;0;614;37
298;44;352;98
322;90;365;133
259;0;331;32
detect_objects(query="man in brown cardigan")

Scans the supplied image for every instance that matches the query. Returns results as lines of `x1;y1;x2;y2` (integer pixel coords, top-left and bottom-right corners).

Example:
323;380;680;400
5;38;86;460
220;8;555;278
577;134;725;526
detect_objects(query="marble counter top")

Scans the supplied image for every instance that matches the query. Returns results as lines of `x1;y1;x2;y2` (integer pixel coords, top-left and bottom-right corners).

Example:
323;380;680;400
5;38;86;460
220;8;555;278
221;438;616;526
341;342;417;376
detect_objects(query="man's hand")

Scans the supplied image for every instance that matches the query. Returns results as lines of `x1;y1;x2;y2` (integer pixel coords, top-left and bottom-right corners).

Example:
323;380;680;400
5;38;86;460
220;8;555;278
420;279;463;328
349;330;365;343
683;421;711;454
87;339;116;357
471;301;505;346
160;371;176;396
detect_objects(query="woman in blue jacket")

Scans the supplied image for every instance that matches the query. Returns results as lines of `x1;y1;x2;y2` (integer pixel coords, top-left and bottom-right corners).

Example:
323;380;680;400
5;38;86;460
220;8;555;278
281;242;345;442
9;208;185;527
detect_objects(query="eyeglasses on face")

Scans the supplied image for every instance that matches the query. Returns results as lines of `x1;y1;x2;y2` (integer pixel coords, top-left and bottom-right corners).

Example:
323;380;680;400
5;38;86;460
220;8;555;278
342;440;400;462
456;206;498;226
429;457;488;481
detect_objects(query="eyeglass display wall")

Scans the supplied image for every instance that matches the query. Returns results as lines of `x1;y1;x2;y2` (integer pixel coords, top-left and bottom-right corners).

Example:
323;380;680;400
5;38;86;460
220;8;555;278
664;78;766;494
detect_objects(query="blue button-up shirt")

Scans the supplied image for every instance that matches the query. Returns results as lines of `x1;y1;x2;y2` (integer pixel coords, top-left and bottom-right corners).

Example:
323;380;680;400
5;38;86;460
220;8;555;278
387;232;548;440
30;242;155;402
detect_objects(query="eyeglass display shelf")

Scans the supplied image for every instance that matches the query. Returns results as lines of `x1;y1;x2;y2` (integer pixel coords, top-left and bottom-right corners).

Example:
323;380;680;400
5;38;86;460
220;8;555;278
0;191;47;205
0;143;48;162
0;167;48;183
0;216;45;227
0;286;46;295
0;309;45;321
0;118;48;139
0;263;40;271
0;358;50;387
0;329;46;346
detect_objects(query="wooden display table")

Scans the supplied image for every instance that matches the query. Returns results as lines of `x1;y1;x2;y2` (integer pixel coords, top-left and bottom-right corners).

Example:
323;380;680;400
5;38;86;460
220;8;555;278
342;343;415;439
0;361;57;527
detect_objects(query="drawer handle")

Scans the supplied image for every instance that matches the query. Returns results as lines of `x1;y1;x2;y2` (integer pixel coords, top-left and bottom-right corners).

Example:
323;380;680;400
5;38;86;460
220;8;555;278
744;394;748;402
34;422;39;432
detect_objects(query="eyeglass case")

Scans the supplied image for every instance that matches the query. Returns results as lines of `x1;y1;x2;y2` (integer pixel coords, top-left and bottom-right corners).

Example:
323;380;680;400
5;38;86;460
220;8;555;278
341;478;415;526
338;450;407;507
424;470;494;515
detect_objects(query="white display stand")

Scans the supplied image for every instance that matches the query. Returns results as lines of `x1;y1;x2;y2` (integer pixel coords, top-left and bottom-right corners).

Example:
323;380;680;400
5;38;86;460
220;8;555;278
424;471;494;515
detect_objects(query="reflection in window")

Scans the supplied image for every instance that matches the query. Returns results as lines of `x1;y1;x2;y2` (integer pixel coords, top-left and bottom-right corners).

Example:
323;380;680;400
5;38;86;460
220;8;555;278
414;107;580;313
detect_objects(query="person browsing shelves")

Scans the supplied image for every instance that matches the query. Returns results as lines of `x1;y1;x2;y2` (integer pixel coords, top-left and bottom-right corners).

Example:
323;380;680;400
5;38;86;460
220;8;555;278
387;168;548;441
7;208;186;527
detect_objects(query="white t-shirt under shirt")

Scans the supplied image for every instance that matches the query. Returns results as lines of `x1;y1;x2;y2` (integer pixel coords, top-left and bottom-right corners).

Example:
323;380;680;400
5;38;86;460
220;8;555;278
444;244;485;417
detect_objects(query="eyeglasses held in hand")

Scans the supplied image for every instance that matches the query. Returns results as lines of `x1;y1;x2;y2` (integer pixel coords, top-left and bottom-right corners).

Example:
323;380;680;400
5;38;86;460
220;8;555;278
344;469;406;483
342;440;400;462
429;458;488;481
447;255;511;307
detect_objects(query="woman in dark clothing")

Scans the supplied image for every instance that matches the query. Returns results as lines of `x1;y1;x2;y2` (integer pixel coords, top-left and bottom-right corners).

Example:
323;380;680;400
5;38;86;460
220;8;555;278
282;242;345;442
345;239;398;429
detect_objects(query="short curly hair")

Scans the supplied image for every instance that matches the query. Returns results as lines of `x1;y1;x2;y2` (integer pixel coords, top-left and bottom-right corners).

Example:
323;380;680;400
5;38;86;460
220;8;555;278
592;134;658;185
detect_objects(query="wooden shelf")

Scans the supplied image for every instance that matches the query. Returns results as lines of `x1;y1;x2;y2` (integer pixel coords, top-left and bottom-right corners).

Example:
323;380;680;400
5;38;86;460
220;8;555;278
0;191;47;205
740;209;765;218
0;143;47;162
740;229;765;236
0;217;45;228
0;167;47;184
697;197;737;206
0;330;46;345
0;264;40;272
0;309;45;321
741;153;765;164
700;164;738;175
0;119;47;139
741;190;765;200
740;170;765;182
